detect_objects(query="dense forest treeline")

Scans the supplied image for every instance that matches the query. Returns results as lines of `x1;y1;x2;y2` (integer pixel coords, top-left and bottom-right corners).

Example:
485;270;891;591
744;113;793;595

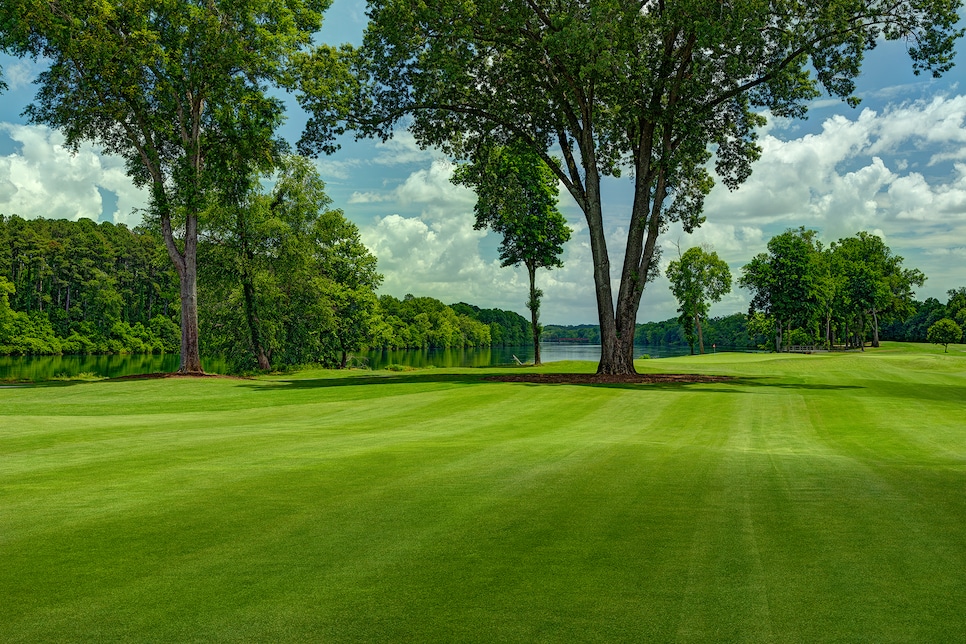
0;215;181;355
546;291;966;350
4;216;962;363
544;313;763;349
0;215;531;364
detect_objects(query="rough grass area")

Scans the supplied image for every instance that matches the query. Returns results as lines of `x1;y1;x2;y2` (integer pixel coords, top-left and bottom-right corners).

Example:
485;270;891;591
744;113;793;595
2;342;965;641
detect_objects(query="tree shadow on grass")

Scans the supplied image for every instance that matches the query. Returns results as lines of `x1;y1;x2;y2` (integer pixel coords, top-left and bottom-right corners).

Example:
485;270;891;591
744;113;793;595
245;372;491;390
244;371;864;393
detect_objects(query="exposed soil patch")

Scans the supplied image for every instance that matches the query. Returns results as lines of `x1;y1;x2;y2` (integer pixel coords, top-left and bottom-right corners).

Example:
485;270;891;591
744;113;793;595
484;373;732;385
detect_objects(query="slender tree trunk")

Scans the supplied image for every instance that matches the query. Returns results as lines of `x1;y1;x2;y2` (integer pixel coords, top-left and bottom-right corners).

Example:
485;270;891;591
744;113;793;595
696;311;705;354
237;209;271;371
242;280;271;370
526;262;541;366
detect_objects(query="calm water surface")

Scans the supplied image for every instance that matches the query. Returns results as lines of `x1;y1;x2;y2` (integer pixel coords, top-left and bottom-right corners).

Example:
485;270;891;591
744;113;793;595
1;344;696;380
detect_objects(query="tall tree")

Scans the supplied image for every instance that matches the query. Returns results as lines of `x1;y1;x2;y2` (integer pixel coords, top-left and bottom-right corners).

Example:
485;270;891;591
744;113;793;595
1;0;329;373
296;0;962;374
201;156;382;372
740;228;822;352
666;247;731;355
831;231;924;348
453;142;571;366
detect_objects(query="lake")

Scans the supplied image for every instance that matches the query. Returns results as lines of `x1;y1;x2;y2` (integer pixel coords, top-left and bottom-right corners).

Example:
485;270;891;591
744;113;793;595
1;344;697;381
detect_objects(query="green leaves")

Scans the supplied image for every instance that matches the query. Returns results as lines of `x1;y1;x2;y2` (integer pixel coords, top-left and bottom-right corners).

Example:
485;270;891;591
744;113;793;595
666;246;732;353
301;0;962;372
927;317;963;352
453;141;571;271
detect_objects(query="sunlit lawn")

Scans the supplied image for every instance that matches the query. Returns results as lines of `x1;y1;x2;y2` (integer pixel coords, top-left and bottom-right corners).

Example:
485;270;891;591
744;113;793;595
2;342;965;641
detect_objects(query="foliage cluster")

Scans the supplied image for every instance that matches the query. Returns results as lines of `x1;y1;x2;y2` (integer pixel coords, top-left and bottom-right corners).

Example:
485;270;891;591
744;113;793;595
0;215;180;355
544;313;762;350
882;287;966;343
296;0;963;374
925;317;963;352
370;295;492;350
666;247;732;354
740;229;927;351
199;156;383;372
450;303;531;347
633;313;762;349
0;214;533;368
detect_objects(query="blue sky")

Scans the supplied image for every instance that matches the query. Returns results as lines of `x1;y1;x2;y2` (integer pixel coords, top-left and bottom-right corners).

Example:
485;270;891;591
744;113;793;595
2;1;965;324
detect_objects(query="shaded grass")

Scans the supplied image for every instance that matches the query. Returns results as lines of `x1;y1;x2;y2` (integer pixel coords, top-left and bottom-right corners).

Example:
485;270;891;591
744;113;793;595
1;343;965;641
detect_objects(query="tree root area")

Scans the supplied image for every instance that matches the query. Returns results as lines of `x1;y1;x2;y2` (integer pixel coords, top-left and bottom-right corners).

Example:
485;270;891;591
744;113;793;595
484;373;732;385
111;372;251;381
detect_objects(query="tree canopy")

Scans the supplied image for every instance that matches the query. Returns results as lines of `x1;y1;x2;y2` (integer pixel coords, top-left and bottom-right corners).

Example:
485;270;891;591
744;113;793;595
296;0;963;374
927;318;963;352
1;0;330;372
741;229;926;351
666;247;732;355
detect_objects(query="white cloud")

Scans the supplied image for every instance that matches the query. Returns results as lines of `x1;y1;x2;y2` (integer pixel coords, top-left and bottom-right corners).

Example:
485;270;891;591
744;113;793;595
4;61;39;91
372;129;441;166
0;123;148;224
347;190;392;204
314;157;362;182
393;160;476;209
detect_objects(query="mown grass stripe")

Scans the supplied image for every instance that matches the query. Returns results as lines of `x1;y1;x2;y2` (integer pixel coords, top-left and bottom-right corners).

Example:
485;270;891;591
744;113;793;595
1;343;964;641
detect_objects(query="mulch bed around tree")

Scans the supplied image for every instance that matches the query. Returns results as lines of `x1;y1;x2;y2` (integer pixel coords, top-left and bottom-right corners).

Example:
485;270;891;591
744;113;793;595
110;372;252;381
484;373;733;385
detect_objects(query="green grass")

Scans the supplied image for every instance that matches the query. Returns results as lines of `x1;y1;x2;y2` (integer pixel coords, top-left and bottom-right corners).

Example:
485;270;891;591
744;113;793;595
2;342;965;641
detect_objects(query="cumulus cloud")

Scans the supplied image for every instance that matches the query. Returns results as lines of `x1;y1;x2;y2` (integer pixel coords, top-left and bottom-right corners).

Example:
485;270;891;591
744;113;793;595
347;190;393;204
688;94;966;307
0;123;148;224
357;158;598;321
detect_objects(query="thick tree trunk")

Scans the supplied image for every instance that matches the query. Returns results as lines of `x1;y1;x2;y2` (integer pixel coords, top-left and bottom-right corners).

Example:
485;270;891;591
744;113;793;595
163;210;204;375
177;252;203;374
527;262;541;366
579;165;625;375
871;308;880;347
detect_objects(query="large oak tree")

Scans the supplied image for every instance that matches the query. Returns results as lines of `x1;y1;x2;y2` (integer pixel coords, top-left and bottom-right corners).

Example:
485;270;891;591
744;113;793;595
298;0;962;374
1;0;329;373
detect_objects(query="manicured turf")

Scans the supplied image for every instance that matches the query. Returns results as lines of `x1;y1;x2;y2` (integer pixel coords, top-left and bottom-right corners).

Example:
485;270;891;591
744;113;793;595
2;343;965;641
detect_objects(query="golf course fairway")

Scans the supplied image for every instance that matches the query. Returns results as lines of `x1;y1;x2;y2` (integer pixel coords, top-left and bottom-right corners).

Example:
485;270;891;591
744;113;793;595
2;342;964;641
